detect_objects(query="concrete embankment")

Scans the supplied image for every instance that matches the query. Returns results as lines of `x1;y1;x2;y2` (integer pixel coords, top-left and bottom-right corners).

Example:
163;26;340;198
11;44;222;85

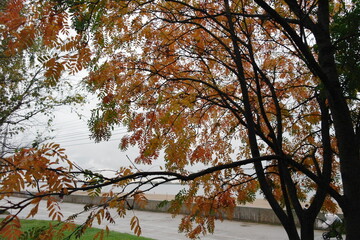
13;193;341;229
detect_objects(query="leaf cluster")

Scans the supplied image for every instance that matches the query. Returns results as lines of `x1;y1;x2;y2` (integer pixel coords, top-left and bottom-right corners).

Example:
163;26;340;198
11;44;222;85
0;0;86;156
332;0;360;97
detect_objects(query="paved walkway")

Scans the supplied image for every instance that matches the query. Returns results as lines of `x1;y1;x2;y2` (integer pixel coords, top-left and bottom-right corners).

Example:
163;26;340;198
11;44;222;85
1;197;326;240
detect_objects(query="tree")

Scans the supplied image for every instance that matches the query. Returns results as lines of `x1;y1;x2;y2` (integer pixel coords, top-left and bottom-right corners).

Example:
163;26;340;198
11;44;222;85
331;0;360;97
0;1;359;240
0;0;84;156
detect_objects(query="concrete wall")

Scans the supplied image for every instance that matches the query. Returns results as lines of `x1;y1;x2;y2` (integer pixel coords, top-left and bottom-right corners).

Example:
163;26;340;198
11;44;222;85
134;199;283;224
12;193;340;229
132;199;340;229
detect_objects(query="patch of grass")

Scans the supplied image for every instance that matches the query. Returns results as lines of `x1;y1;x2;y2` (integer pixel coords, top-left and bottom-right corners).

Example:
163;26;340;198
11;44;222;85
2;219;154;240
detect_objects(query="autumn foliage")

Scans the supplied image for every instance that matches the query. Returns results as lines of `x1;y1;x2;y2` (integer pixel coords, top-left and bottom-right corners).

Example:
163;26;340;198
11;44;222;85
1;0;360;240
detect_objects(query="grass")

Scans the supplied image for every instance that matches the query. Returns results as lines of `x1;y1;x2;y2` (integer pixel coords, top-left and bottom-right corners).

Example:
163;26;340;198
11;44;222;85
2;219;155;240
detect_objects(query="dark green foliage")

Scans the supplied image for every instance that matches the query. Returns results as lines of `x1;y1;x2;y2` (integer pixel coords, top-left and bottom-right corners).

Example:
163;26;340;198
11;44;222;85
332;1;360;97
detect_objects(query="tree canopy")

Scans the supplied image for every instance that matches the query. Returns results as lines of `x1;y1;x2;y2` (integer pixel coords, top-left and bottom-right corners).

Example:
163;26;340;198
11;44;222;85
0;0;85;156
0;1;359;240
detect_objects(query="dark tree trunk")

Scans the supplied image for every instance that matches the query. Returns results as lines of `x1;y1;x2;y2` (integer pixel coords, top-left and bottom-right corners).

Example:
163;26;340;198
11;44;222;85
282;219;300;240
343;198;360;239
318;45;360;240
315;17;360;240
311;2;360;239
249;0;360;238
300;219;315;240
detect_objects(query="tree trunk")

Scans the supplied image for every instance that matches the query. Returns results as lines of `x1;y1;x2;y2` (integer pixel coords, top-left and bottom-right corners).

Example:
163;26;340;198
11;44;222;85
316;34;360;240
282;219;300;240
251;1;360;238
315;3;360;238
300;219;315;240
343;193;360;239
